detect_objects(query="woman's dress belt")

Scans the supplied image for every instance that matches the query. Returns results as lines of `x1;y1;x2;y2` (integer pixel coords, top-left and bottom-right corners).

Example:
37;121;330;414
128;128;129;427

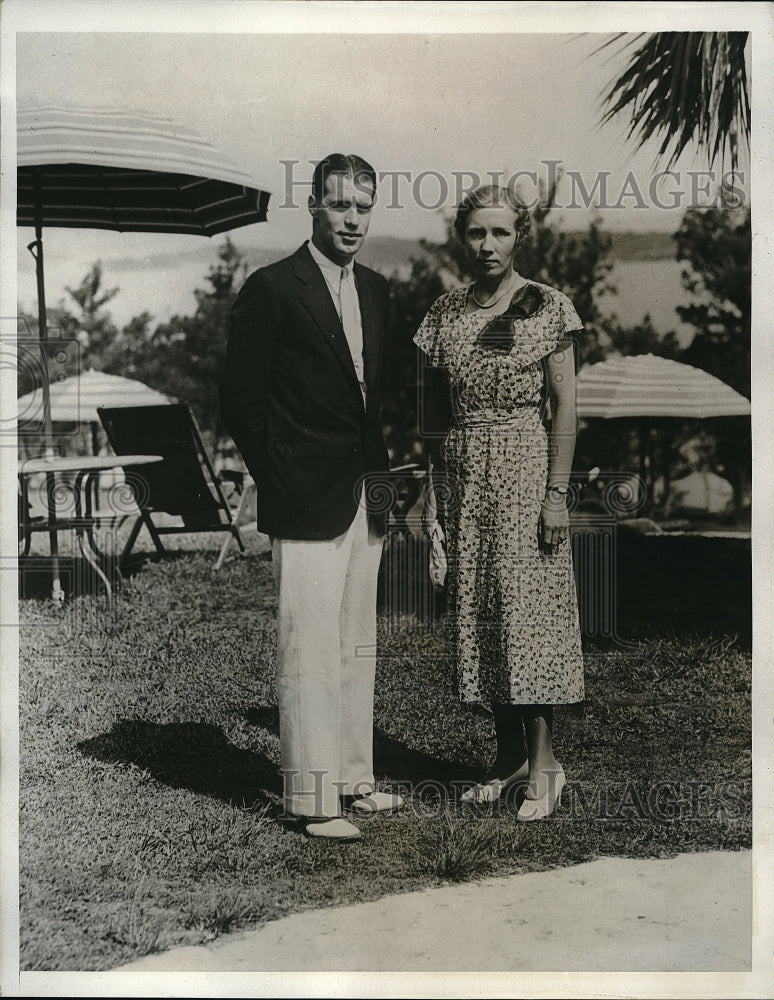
453;404;538;427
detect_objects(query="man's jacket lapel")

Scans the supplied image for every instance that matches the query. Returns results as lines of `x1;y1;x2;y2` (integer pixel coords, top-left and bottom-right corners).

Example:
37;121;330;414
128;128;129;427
293;244;360;387
355;262;380;391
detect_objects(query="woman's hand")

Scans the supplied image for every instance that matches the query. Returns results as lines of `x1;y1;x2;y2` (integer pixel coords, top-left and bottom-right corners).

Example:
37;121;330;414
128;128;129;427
539;493;570;552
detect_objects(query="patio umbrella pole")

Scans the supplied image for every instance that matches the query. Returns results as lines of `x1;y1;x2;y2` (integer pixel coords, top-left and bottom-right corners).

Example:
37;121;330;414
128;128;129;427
29;196;64;604
639;417;649;513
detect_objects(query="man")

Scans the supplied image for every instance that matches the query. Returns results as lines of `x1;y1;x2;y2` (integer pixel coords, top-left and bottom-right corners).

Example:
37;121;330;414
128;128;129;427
220;153;402;840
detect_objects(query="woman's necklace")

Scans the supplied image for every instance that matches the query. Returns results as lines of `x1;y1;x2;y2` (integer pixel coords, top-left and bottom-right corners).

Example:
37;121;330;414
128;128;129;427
471;272;521;310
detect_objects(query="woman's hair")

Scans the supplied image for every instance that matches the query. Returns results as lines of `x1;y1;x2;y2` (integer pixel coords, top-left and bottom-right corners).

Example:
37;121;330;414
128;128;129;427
453;184;531;245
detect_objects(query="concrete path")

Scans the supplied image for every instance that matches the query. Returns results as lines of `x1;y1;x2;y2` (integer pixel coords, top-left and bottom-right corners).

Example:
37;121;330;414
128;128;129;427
119;850;751;973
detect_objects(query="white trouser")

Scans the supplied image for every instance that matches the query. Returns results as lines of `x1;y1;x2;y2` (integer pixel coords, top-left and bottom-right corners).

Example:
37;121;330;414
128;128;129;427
271;503;384;818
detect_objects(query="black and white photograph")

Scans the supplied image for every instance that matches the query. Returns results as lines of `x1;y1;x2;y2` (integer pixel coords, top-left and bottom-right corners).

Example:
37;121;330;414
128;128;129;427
1;1;772;997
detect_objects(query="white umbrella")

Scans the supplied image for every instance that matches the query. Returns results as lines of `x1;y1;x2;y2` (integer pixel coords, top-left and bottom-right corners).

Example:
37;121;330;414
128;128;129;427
17;368;173;428
577;354;750;419
576;353;750;502
670;470;735;514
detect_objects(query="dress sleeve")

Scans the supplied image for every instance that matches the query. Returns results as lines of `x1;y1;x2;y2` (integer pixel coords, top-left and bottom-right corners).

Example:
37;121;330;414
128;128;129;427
413;296;445;367
512;288;584;367
557;293;584;341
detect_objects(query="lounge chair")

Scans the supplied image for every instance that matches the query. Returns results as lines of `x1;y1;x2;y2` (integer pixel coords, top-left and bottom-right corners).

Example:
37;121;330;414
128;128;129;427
97;403;253;571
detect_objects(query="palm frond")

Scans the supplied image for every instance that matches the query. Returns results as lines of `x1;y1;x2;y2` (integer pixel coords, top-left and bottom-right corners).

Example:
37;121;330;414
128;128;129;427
598;32;750;170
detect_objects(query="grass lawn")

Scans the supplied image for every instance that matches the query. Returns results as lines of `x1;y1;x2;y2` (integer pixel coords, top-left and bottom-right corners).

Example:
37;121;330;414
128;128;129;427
18;525;751;971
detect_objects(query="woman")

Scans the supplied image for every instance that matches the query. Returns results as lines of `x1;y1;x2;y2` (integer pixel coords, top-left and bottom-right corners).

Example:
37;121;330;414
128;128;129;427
415;184;584;821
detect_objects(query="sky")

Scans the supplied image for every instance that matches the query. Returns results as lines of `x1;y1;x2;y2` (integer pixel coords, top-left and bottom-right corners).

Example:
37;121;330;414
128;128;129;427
9;9;755;325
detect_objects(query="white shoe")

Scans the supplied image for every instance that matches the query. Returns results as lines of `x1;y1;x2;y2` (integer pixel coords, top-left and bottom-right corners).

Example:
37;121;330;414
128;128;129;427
516;767;566;822
460;778;509;804
347;792;404;815
303;817;362;840
460;763;529;804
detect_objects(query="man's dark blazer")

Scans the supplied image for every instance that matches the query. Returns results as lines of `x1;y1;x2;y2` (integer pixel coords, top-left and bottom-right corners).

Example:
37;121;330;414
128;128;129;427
219;242;391;540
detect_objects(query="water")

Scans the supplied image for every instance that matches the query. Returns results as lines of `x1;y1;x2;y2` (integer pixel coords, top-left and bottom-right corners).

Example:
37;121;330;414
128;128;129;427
599;259;695;346
18;230;697;347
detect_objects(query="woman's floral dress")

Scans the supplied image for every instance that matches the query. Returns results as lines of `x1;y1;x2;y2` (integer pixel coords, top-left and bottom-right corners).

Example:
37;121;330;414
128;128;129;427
415;281;585;706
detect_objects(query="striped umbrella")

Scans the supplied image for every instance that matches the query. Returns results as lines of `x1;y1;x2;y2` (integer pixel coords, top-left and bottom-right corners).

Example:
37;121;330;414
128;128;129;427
18;103;271;447
577;354;751;419
17;102;271;602
18;104;270;235
17;369;173;430
576;353;750;503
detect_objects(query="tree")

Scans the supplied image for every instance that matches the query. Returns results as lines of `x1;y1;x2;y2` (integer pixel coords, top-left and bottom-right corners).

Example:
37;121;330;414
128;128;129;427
382;257;447;465
18;242;256;460
514;187;614;367
60;262;120;370
673;204;751;519
594;31;751;520
605;314;681;360
22;242;249;453
128;238;248;446
16;305;77;398
16;264;120;401
598;32;750;171
675;204;750;398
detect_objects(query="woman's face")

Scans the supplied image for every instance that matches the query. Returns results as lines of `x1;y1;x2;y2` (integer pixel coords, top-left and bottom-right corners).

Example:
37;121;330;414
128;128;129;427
464;205;518;281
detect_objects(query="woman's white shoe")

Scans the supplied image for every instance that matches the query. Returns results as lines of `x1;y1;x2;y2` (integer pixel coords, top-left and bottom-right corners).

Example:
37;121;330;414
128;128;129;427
460;763;529;804
516;766;566;822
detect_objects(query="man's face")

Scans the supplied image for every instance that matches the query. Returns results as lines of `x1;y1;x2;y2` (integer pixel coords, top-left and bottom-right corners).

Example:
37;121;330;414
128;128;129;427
309;172;375;266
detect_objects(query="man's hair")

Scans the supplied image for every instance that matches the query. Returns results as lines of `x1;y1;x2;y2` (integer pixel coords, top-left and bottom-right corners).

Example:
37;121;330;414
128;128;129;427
311;153;377;204
453;184;531;245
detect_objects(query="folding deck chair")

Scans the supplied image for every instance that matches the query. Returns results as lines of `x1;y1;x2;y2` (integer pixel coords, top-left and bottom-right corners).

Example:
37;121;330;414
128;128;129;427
98;403;253;571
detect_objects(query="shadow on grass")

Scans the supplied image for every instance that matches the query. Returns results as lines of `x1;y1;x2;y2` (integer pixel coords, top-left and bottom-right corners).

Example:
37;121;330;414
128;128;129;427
78;720;283;810
373;729;479;785
118;548;211;576
18;555;117;602
19;545;233;601
78;713;473;815
244;705;477;787
119;542;273;576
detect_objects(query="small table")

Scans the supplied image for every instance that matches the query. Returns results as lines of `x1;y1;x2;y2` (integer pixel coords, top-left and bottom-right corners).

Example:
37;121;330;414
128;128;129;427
18;454;163;607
